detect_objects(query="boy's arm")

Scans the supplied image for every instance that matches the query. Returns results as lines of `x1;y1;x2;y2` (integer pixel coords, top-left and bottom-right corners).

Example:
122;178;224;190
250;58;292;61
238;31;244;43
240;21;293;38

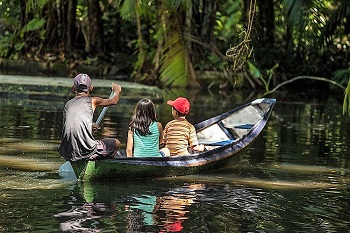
189;123;205;152
193;144;205;152
92;83;121;110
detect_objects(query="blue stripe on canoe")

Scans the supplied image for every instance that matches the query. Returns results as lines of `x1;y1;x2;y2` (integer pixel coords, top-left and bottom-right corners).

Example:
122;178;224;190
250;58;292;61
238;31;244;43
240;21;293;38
234;124;254;129
206;139;234;146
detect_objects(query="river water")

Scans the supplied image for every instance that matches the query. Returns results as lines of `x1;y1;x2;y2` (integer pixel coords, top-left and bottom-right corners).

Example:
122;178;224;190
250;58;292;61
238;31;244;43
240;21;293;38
0;87;349;232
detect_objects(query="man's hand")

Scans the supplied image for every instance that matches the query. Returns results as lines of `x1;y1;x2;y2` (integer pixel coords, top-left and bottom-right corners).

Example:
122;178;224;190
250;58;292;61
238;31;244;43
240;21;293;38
112;82;122;93
92;123;100;134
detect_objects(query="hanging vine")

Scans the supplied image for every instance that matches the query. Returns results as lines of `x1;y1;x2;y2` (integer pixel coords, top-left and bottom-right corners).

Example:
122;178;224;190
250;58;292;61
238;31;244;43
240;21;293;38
225;0;256;81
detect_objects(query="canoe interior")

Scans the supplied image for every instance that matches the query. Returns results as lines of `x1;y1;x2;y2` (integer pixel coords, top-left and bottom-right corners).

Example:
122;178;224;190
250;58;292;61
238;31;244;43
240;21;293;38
70;98;276;181
196;99;271;149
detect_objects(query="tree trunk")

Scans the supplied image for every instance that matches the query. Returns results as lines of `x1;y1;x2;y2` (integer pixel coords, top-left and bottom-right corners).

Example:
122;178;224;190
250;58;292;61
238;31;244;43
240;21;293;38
86;0;103;54
66;0;77;52
256;0;275;48
45;0;77;52
19;0;26;28
186;2;201;88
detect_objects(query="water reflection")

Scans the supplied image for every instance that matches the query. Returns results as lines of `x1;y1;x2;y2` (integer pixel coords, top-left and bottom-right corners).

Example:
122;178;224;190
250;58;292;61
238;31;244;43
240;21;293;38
54;179;298;232
54;181;204;232
54;202;112;232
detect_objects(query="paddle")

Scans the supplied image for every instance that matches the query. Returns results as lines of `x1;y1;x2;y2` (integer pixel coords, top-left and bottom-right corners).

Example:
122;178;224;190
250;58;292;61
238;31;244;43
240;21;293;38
95;90;114;125
58;90;115;179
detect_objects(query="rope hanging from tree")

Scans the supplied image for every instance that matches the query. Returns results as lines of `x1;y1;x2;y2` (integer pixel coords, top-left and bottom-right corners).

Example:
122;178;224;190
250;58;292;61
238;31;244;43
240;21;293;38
226;0;256;73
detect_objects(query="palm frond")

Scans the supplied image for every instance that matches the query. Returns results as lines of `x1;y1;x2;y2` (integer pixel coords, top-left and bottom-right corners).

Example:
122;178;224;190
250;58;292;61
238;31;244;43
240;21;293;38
324;0;350;40
283;0;326;31
334;68;350;86
160;30;188;87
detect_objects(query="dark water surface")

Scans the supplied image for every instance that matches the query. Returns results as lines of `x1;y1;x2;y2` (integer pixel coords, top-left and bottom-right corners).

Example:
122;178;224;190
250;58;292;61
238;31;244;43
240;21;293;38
0;88;349;232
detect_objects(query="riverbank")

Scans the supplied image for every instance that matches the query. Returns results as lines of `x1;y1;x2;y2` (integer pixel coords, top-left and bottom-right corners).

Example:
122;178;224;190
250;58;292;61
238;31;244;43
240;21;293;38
0;74;163;101
0;58;243;90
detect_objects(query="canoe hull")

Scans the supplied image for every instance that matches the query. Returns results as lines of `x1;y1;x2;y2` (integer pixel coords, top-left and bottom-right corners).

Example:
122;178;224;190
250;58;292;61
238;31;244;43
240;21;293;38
71;143;249;180
70;98;276;181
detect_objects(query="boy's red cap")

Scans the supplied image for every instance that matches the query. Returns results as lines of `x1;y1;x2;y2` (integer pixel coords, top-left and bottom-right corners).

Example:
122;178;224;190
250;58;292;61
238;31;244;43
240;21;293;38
167;97;190;114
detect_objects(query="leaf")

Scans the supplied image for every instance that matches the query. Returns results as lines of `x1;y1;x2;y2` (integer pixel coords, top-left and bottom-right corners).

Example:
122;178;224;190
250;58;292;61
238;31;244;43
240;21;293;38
119;0;137;20
20;18;46;38
247;60;261;79
14;42;25;51
25;18;46;32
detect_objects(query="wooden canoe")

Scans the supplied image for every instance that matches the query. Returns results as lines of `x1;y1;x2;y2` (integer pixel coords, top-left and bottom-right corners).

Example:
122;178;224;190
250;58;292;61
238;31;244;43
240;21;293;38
70;98;276;181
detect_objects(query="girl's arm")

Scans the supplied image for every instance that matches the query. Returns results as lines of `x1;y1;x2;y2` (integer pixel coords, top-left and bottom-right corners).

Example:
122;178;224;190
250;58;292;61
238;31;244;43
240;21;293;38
126;129;134;157
158;122;170;157
157;122;164;145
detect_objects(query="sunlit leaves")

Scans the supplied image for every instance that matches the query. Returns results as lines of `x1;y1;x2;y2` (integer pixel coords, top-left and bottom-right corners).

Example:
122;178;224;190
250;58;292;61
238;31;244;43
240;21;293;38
283;0;326;35
118;0;137;20
117;0;154;20
160;31;188;87
324;0;350;41
25;0;48;13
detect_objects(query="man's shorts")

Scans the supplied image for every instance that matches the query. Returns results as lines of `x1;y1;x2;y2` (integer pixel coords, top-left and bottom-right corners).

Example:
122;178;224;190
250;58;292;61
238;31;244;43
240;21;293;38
91;138;116;159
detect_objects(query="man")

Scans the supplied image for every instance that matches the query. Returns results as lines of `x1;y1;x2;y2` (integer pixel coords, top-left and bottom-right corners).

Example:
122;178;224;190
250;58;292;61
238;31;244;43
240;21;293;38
58;73;122;161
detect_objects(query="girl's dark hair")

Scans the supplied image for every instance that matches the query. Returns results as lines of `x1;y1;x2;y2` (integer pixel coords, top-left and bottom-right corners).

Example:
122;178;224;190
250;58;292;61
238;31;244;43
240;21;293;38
129;99;156;136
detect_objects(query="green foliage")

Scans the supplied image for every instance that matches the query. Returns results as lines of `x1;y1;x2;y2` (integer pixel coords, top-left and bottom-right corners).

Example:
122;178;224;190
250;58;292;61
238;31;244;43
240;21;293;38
76;4;88;21
324;0;350;40
283;0;326;33
20;18;46;38
215;0;242;41
160;31;188;87
340;68;350;115
25;0;48;12
117;0;153;20
334;68;350;86
14;42;25;51
247;61;279;93
343;78;350;115
0;35;15;57
0;0;349;94
247;60;261;79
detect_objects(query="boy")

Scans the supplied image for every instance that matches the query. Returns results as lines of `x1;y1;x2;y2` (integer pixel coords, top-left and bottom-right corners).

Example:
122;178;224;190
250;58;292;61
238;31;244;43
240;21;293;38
161;97;205;156
58;73;122;161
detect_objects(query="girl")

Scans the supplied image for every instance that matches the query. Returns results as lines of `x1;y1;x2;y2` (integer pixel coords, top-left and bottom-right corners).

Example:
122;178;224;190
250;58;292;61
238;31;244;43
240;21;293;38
126;99;170;157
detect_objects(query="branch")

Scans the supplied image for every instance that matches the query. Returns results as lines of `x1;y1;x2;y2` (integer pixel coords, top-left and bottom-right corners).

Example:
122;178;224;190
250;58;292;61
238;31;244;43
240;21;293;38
263;76;345;96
